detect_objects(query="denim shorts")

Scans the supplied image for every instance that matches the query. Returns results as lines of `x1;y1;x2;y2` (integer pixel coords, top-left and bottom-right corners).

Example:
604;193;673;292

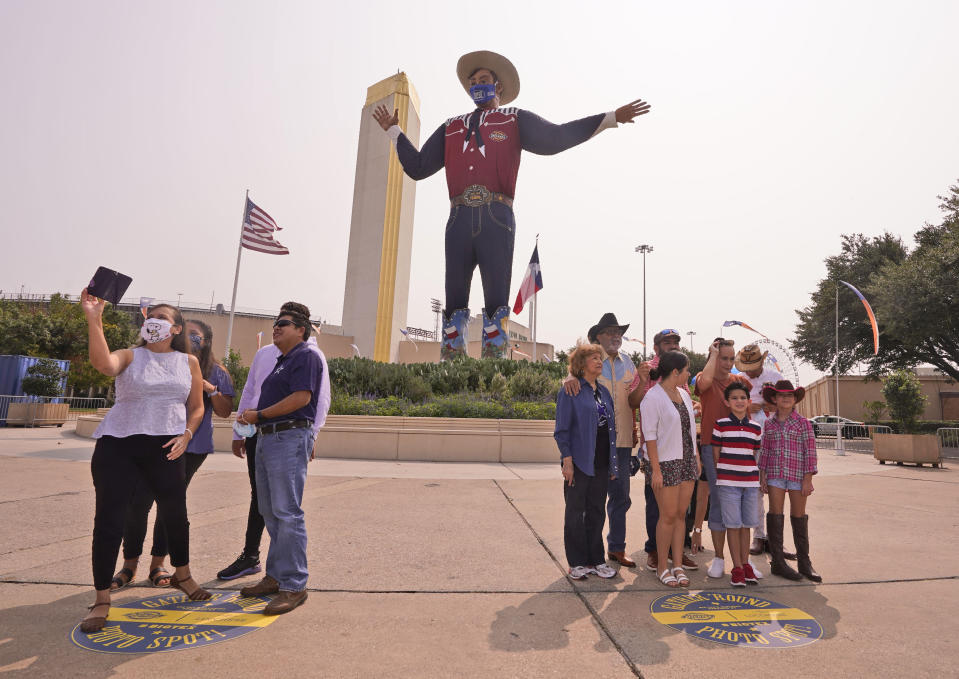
716;485;760;529
766;477;802;491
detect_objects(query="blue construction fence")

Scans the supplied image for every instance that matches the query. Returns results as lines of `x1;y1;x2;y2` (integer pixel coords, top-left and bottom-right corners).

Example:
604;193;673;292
0;355;71;398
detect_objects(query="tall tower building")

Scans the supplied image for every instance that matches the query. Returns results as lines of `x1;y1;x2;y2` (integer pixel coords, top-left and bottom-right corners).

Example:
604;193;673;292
341;73;421;362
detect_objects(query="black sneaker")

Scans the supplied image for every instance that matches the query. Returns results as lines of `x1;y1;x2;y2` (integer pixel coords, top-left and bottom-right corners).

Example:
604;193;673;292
217;552;262;581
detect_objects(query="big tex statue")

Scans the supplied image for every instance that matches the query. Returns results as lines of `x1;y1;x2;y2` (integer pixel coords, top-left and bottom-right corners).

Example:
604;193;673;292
374;50;650;359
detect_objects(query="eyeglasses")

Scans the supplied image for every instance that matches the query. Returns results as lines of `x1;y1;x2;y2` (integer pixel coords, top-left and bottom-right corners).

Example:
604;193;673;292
273;319;297;329
658;329;679;336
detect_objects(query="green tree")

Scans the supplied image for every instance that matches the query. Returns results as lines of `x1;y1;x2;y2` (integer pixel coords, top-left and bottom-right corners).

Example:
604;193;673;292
881;370;927;434
862;399;887;424
21;359;67;397
686;349;707;378
0;301;52;356
792;180;959;382
223;348;249;410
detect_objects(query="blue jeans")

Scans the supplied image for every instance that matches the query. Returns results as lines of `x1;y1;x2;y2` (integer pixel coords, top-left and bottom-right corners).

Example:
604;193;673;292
444;202;515;312
606;447;632;553
700;445;726;531
716;485;760;529
255;427;313;592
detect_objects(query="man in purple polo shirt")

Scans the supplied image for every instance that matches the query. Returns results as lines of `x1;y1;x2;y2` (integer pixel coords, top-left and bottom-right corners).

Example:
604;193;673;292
217;302;330;583
237;306;323;615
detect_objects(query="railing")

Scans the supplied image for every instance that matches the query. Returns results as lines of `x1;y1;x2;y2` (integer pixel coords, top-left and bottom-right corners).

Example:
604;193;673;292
0;395;107;427
937;428;959;459
814;423;893;454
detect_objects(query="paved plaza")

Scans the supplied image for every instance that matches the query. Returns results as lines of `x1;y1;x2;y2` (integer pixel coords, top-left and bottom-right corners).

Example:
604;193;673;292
0;424;956;678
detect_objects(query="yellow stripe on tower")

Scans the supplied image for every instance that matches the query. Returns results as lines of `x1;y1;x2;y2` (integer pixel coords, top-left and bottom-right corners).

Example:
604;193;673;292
372;80;412;362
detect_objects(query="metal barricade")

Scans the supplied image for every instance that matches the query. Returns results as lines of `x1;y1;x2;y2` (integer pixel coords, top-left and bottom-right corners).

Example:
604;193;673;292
0;395;107;427
814;422;891;454
937;428;959;459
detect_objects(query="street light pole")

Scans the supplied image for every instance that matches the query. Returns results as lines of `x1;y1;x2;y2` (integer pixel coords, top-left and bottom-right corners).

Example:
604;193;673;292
634;244;654;358
430;298;442;342
686;330;696;353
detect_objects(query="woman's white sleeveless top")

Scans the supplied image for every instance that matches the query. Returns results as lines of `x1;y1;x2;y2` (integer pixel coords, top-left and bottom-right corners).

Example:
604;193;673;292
93;347;191;438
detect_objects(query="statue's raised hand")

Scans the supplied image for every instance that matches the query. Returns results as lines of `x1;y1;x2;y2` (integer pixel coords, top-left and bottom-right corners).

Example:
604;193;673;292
373;105;399;131
615;99;651;124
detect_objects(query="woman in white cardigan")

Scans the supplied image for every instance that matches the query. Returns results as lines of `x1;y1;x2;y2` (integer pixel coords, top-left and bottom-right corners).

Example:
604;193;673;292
640;351;700;587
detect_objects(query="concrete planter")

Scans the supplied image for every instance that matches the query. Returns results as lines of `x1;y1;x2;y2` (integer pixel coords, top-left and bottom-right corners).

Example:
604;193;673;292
6;402;69;427
873;433;941;467
81;410;562;463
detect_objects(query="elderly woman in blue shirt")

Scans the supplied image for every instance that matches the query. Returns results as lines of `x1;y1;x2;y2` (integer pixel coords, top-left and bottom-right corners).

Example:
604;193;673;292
555;344;620;580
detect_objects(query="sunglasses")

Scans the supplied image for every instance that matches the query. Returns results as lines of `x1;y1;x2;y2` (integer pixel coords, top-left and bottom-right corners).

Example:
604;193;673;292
658;328;679;336
273;319;299;329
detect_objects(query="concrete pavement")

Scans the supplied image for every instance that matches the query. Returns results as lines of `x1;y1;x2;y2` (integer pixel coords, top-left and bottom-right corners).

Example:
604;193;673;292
0;424;956;678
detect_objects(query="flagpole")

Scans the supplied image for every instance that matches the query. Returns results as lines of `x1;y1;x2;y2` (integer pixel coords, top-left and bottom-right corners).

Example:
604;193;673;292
225;190;248;358
532;234;539;362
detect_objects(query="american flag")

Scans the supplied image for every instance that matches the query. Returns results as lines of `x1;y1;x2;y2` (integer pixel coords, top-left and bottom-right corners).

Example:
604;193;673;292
241;198;290;255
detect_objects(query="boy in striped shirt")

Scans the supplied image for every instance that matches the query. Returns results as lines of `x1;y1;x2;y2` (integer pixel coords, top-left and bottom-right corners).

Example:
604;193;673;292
711;382;762;587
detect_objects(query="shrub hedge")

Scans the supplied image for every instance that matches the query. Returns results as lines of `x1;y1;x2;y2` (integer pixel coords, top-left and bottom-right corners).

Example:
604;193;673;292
330;392;556;420
327;357;565;401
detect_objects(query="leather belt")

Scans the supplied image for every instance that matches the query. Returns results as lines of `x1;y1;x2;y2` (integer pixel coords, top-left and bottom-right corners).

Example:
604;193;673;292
258;419;312;436
451;184;513;209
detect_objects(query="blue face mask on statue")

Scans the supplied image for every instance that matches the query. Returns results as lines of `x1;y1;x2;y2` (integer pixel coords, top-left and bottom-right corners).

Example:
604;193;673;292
469;82;496;105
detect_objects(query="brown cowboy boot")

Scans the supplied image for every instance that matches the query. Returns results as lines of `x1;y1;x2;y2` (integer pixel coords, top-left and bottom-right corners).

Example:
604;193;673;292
767;513;801;581
791;515;822;583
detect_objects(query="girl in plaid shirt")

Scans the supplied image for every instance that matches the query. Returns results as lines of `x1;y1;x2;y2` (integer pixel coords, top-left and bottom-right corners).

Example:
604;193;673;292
759;381;821;583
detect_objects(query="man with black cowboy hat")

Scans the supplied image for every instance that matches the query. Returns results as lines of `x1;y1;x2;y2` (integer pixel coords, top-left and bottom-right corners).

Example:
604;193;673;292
734;343;785;556
564;313;646;568
373;51;650;359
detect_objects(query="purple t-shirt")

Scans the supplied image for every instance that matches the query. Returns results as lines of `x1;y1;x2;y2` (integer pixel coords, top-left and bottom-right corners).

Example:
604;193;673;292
256;341;323;424
186;364;235;454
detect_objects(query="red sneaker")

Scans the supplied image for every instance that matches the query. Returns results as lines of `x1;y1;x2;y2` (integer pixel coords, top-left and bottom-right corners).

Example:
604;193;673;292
742;563;759;584
730;567;746;587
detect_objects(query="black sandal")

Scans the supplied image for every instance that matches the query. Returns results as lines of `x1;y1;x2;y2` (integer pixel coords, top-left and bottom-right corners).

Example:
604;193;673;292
149;567;172;588
169;574;212;601
110;567;134;591
80;602;110;633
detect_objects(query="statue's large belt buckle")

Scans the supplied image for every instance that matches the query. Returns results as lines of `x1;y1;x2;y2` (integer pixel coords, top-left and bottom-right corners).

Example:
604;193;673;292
462;184;491;207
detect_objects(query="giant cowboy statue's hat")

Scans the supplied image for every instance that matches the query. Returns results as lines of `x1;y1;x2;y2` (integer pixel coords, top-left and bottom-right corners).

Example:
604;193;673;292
735;343;769;373
456;50;520;106
588;313;629;343
762;380;806;405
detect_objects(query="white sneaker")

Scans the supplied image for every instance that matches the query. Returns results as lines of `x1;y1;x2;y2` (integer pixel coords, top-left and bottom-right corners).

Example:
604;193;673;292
707;557;725;578
748;558;765;579
568;566;589;580
589;563;617;579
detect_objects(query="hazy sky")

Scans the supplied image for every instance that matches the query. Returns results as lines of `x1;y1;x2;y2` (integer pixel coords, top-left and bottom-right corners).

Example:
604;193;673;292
2;1;957;384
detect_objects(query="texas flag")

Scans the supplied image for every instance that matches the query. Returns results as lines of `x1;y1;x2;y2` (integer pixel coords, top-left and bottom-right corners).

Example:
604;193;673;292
512;245;543;314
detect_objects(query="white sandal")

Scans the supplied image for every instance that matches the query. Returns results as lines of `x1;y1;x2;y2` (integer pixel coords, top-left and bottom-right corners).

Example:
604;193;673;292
671;567;690;587
659;569;678;588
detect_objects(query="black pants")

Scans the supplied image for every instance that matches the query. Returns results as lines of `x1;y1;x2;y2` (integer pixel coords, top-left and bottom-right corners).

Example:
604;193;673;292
444;203;515;312
243;434;265;555
563;432;610;568
122;453;207;560
91;435;190;591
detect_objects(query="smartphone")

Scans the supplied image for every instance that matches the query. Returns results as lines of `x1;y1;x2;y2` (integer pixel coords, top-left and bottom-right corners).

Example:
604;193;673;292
87;266;133;306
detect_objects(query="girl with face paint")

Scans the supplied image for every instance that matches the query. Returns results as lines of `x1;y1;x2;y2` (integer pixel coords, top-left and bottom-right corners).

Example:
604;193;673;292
78;289;211;634
117;319;235;589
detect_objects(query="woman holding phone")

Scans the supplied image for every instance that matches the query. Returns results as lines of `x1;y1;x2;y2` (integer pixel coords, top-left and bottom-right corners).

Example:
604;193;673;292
112;319;234;590
79;289;211;634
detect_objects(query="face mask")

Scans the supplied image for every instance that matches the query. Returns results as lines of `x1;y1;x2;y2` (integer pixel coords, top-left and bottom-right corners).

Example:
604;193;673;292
141;318;173;344
469;83;496;105
233;420;256;438
189;333;203;351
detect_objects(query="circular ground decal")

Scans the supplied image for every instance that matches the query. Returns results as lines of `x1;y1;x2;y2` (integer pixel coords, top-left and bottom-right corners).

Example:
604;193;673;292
70;591;277;654
650;591;823;648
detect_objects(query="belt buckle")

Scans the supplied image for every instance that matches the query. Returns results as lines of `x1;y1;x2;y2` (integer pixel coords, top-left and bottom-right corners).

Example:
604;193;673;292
462;184;490;207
